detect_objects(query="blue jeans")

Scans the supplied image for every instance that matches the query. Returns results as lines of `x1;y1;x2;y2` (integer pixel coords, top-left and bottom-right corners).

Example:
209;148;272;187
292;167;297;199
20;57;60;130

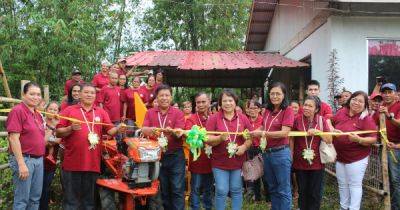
159;149;186;210
212;168;243;210
190;173;213;210
39;170;56;210
389;149;400;210
262;147;292;210
9;155;44;210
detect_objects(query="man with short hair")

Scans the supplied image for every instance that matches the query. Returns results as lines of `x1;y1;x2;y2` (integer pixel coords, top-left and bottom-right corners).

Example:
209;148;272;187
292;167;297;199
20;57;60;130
377;83;400;210
142;84;185;210
306;80;333;130
56;83;125;210
97;72;121;124
64;67;84;96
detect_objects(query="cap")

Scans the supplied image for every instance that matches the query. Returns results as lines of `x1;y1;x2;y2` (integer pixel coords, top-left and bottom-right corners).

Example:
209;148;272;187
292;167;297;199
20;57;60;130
369;93;382;100
71;66;81;75
381;83;397;92
117;57;127;63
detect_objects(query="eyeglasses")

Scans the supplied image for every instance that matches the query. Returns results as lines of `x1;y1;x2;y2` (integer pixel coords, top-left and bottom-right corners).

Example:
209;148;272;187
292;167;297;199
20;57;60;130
350;98;365;104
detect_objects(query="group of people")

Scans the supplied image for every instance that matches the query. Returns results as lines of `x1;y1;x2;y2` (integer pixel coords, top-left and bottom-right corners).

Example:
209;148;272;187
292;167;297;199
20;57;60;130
5;58;400;210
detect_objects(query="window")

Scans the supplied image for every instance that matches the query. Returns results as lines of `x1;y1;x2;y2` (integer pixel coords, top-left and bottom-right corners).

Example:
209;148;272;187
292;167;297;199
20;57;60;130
368;39;400;93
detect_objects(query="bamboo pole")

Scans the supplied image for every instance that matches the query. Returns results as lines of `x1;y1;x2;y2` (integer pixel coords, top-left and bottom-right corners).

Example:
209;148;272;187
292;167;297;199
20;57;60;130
0;132;7;137
380;113;391;210
0;59;12;99
0;147;7;153
0;163;10;170
0;116;7;121
43;85;49;104
0;96;21;103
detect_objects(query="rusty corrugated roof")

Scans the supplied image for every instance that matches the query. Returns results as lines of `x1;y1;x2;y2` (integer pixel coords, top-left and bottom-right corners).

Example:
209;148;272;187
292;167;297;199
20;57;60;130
125;50;308;70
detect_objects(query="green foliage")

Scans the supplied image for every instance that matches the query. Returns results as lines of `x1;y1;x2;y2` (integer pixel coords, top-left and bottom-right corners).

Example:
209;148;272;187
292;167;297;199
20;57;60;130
0;0;138;101
140;0;252;51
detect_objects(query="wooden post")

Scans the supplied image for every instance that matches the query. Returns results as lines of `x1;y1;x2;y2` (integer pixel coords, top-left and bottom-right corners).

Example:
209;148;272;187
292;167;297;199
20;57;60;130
43;85;49;103
0;59;13;99
380;113;391;210
21;80;30;98
299;74;304;103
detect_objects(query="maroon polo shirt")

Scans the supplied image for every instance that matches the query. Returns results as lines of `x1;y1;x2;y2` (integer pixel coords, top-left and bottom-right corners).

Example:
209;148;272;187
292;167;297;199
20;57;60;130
120;88;139;120
320;102;333;119
64;79;84;95
206;111;252;170
373;101;400;143
262;107;294;148
92;73;109;90
97;85;121;122
248;115;263;147
6;103;46;156
139;86;155;105
57;104;113;172
116;68;126;76
332;108;377;163
143;107;185;152
292;115;329;170
185;113;212;174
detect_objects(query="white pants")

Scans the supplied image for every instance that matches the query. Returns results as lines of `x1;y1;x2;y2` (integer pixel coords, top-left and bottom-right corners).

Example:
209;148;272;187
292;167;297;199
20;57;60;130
335;156;369;210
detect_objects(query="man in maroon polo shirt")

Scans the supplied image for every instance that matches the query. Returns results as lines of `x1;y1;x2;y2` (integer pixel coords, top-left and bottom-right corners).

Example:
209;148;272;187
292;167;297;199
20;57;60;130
142;84;185;210
97;71;121;123
306;80;334;128
64;67;84;96
376;83;400;209
185;92;213;210
56;83;125;210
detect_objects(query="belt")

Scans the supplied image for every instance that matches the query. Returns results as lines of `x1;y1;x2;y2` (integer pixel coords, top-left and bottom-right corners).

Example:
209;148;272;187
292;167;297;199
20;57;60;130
22;154;42;159
264;145;289;153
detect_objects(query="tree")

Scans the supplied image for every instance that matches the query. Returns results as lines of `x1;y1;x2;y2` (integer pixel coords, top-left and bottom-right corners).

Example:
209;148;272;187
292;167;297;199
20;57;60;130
139;0;252;51
327;49;344;111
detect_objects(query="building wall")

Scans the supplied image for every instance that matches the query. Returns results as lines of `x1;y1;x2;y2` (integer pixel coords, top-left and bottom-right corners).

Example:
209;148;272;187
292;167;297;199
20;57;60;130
330;16;400;94
265;0;329;51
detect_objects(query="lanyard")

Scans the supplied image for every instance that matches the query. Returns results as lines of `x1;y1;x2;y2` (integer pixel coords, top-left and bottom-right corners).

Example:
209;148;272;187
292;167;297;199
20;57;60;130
263;110;282;132
301;116;319;150
80;108;95;133
196;113;207;128
157;111;168;129
222;116;240;143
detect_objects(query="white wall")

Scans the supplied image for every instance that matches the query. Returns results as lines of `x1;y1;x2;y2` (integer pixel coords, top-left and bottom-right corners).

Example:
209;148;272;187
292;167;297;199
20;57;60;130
265;0;329;51
330;16;400;94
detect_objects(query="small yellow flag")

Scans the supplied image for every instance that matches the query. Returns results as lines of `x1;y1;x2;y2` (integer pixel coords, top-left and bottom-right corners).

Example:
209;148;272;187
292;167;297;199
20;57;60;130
134;92;147;128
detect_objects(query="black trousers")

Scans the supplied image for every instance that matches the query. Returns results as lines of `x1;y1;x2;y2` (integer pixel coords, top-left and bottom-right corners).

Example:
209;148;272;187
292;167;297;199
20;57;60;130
295;169;324;210
62;170;99;210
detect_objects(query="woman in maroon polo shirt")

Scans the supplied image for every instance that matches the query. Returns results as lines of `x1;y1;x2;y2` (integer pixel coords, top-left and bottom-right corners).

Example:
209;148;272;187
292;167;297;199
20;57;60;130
39;101;61;210
206;89;253;210
244;99;264;201
6;82;45;209
251;82;295;209
332;91;377;210
290;96;332;210
60;84;81;111
139;74;156;108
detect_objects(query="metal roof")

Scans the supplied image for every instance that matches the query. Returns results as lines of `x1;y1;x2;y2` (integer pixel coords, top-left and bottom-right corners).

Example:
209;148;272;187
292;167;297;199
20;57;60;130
245;0;277;51
124;50;308;88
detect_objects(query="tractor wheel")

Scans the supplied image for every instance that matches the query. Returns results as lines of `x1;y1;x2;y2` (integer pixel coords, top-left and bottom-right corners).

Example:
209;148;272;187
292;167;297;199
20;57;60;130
99;187;117;210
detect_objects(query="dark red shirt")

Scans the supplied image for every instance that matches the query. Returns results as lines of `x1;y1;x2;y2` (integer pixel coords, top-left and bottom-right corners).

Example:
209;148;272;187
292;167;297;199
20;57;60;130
6;103;46;156
292;115;329;170
373;101;400;143
248;115;263;147
262;107;294;148
97;85;121;122
116;68;126;76
185;113;212;174
139;86;155;106
64;79;84;95
57;104;113;172
332;108;377;163
120;88;140;120
143;107;185;152
206;111;253;170
320;102;333;119
92;73;109;90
